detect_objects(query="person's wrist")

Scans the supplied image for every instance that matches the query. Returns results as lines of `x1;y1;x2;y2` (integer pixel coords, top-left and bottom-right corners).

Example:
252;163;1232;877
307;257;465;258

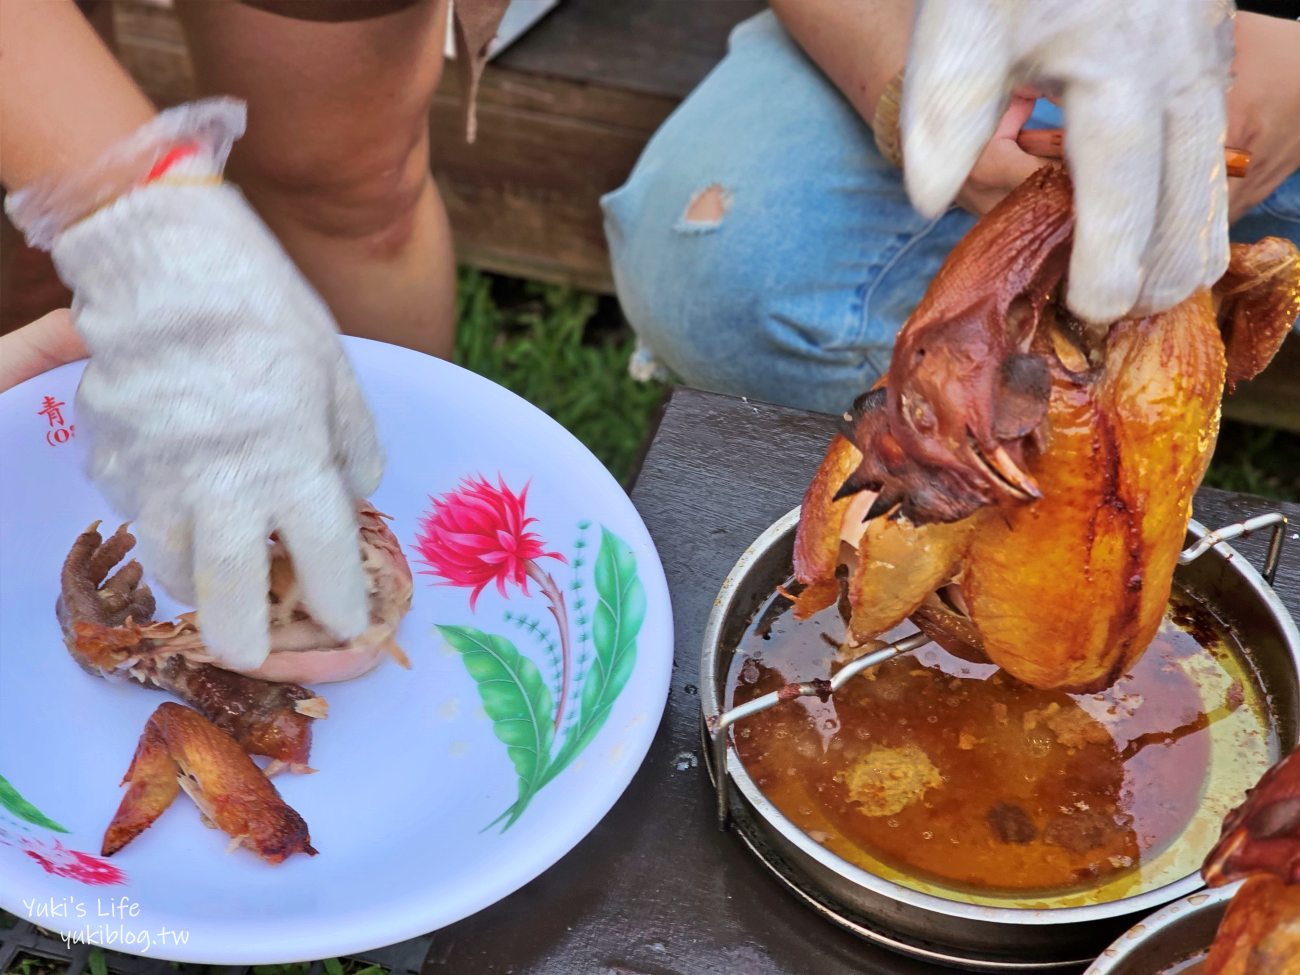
62;140;227;236
0;309;88;394
5;98;245;251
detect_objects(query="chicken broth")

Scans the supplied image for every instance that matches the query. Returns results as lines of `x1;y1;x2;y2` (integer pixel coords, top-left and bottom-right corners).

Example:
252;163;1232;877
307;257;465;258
726;584;1277;908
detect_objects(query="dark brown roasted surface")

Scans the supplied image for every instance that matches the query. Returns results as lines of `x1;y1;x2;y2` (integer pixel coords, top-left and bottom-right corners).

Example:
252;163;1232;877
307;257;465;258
56;520;325;770
795;168;1300;693
1202;746;1300;975
102;702;316;864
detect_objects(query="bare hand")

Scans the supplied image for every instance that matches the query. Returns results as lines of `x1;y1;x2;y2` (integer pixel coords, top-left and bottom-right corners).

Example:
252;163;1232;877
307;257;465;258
1226;14;1300;224
0;308;88;392
954;90;1048;216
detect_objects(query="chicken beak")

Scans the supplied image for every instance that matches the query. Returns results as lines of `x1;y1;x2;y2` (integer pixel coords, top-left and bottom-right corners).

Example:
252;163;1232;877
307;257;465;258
985;445;1042;501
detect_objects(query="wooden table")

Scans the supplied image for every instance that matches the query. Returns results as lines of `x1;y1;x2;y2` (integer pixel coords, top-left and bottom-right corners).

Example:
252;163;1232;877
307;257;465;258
422;386;1300;975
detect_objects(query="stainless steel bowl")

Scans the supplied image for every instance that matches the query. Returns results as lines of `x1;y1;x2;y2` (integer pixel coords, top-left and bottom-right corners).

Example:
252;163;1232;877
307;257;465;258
701;509;1299;972
1082;885;1237;975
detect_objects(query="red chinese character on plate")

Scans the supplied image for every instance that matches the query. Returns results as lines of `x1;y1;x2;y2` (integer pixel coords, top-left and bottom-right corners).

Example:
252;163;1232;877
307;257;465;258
38;396;66;428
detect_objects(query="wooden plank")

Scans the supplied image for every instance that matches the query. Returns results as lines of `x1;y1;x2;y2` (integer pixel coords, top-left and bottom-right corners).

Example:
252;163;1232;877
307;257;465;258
1223;336;1300;434
466;58;680;136
113;0;765;105
112;0;194;106
111;0;679;291
114;0;759;107
496;0;766;99
430;68;674;292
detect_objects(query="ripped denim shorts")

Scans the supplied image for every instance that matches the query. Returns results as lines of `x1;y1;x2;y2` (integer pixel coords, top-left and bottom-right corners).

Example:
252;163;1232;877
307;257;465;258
601;10;1300;415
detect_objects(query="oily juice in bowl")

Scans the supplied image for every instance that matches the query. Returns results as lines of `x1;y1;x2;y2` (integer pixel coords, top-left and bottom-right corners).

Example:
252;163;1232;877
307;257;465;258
725;583;1277;909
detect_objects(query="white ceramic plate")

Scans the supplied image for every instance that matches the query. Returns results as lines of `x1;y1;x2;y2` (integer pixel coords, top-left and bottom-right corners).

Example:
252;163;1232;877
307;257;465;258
0;337;673;963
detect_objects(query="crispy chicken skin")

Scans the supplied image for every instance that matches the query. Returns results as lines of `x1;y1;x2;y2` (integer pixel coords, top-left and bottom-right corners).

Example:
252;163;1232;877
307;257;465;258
1217;236;1300;391
794;167;1299;692
1202;747;1300;975
57;502;414;769
793;430;984;638
961;288;1226;691
58;521;325;769
1203;878;1300;975
102;703;316;864
833;168;1074;525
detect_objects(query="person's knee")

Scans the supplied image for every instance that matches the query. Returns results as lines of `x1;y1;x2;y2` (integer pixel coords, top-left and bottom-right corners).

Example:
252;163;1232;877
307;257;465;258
608;220;873;411
232;116;433;259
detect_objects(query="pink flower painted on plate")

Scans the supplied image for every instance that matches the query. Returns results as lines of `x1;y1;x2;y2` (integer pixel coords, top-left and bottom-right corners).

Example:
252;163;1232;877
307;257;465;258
21;836;126;886
416;475;574;729
415;476;564;608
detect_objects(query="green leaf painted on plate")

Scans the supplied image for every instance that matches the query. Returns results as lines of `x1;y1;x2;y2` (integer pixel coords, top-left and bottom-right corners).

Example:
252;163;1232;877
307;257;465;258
0;773;68;833
543;527;643;785
438;625;555;829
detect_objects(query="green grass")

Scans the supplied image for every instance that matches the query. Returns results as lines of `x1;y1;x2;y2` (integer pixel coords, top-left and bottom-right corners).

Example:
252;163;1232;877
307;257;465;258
452;267;1296;503
453;269;665;486
1204;420;1300;502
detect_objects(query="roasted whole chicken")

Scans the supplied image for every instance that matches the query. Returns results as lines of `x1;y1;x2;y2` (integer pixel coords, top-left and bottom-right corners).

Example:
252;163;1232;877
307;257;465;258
58;502;413;772
794;167;1299;693
1201;745;1300;975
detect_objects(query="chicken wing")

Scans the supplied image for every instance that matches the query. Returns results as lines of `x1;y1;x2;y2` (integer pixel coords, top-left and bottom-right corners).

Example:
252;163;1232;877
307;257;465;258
102;703;316;864
1202;746;1300;975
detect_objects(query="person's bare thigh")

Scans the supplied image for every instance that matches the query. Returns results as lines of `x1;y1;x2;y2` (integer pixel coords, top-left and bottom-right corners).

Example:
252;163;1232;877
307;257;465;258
176;0;447;244
175;0;456;356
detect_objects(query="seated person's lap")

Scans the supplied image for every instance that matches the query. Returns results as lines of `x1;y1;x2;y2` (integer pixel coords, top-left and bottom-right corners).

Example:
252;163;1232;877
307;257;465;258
603;10;1300;416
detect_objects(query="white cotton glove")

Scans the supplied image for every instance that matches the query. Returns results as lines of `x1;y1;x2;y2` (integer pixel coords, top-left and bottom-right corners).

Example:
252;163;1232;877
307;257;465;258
5;100;383;671
901;0;1236;324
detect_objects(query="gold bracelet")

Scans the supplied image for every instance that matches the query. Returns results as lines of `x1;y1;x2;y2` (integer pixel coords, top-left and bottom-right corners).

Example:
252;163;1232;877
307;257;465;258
70;176;223;232
872;69;905;170
150;176;223;189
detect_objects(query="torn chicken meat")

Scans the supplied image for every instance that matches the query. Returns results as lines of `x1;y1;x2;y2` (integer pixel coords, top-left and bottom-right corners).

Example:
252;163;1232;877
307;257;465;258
57;502;413;769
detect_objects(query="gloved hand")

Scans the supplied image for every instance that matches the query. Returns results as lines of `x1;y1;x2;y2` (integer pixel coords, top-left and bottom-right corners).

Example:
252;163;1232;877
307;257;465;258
5;99;383;671
900;0;1236;324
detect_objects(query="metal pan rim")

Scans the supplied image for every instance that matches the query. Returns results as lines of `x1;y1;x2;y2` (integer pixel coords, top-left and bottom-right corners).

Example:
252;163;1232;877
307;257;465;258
1081;883;1240;974
701;508;1298;929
